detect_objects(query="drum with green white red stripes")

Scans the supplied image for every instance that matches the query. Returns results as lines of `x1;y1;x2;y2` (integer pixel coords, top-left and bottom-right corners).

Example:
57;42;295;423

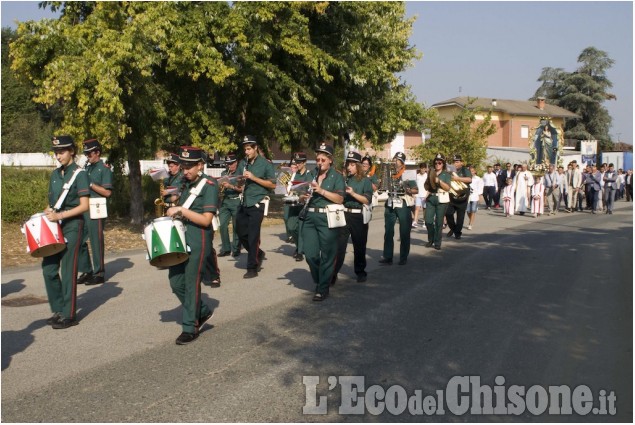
143;217;189;267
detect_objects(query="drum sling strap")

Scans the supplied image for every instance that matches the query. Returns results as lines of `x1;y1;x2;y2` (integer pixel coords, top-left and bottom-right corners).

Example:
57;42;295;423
182;177;219;230
181;177;209;209
53;168;84;211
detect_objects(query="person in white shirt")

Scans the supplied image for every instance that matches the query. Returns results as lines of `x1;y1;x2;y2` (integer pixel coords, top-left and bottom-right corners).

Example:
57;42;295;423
543;164;561;215
481;165;498;210
514;164;534;215
413;162;428;228
466;165;484;230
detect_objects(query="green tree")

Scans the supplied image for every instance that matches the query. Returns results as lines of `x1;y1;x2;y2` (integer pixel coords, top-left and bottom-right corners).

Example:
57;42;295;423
1;27;58;153
412;98;496;167
532;47;616;151
10;2;422;224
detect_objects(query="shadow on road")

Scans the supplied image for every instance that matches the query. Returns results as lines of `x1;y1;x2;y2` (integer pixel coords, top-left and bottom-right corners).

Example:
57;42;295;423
1;279;26;298
2;319;48;371
106;257;134;281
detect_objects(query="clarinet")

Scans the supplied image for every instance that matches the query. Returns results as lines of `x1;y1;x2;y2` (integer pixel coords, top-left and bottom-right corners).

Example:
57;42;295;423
241;160;249;206
299;166;320;221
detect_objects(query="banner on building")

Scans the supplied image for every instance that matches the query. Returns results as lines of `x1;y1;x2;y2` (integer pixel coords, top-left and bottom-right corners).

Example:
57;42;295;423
580;140;597;167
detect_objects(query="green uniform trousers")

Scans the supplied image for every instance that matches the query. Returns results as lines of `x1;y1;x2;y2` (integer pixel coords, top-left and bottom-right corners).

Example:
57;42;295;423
424;195;448;247
299;211;338;296
285;204;303;249
42;217;84;320
218;197;240;253
78;212;106;276
383;204;412;262
169;225;212;334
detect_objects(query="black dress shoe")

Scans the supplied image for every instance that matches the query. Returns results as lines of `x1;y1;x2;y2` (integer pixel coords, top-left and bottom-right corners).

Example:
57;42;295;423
175;332;199;345
398;259;407;265
85;275;105;285
231;250;241;257
357;275;367;283
46;313;61;326
447;230;454;237
77;272;93;285
312;293;328;302
434;245;441;250
425;241;434;248
198;311;214;331
217;251;231;257
378;258;392;265
52;318;79;329
295;253;304;262
243;270;258;279
209;278;221;288
455;234;462;240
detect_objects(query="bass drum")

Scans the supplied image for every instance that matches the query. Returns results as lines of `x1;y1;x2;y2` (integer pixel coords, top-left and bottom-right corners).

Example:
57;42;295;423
142;217;189;267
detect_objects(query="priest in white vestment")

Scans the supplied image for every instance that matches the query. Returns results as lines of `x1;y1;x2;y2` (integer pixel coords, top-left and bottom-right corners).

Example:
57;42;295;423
514;164;534;214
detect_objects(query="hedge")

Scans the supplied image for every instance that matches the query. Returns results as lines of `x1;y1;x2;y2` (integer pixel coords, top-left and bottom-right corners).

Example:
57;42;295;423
1;166;160;223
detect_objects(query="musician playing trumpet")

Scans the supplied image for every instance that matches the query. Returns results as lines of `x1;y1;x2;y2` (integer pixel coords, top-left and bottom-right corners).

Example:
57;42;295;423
217;153;242;258
445;154;472;240
284;152;313;261
379;152;418;266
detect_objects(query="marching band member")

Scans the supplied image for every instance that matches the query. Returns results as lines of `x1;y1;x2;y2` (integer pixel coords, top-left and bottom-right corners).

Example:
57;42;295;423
43;136;90;329
161;152;182;206
235;135;276;279
445;154;472;240
283;159;299;244
300;143;345;301
333;151;373;283
424;153;451;250
165;146;218;345
218;153;242;258
361;155;379;191
285;152;313;261
379;152;417;265
77;139;113;286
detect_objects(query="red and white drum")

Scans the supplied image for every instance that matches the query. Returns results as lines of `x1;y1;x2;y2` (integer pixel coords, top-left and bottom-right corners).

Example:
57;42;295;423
21;212;66;257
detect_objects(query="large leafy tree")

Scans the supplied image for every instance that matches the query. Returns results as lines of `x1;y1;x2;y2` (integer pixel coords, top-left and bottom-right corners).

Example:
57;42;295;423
10;1;422;224
412;99;496;167
532;46;615;151
1;27;59;153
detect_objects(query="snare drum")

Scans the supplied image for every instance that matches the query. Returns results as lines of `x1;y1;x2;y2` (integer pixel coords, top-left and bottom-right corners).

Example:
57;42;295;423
142;217;189;267
21;212;66;257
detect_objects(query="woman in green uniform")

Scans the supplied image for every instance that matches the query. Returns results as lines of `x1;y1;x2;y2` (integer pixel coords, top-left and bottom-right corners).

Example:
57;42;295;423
424;153;452;250
165;146;218;345
300;143;345;301
43;135;90;329
333;151;373;283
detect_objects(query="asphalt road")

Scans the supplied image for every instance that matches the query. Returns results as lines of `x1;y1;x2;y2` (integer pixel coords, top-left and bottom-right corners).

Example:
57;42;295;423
2;202;632;422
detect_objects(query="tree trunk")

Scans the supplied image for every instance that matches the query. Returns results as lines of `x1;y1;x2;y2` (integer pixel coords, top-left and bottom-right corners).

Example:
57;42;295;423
126;142;144;225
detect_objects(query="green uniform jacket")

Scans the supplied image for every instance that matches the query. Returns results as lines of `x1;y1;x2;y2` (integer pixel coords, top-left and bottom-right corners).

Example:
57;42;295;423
48;162;90;209
163;171;182;204
307;167;346;208
237;156;275;207
343;175;373;208
86;159;113;197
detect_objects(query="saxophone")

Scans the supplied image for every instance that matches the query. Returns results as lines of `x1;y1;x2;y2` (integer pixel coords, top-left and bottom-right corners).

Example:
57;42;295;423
154;179;166;217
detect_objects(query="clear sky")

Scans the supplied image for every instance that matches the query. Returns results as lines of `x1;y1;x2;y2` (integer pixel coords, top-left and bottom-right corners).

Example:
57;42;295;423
2;1;633;144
